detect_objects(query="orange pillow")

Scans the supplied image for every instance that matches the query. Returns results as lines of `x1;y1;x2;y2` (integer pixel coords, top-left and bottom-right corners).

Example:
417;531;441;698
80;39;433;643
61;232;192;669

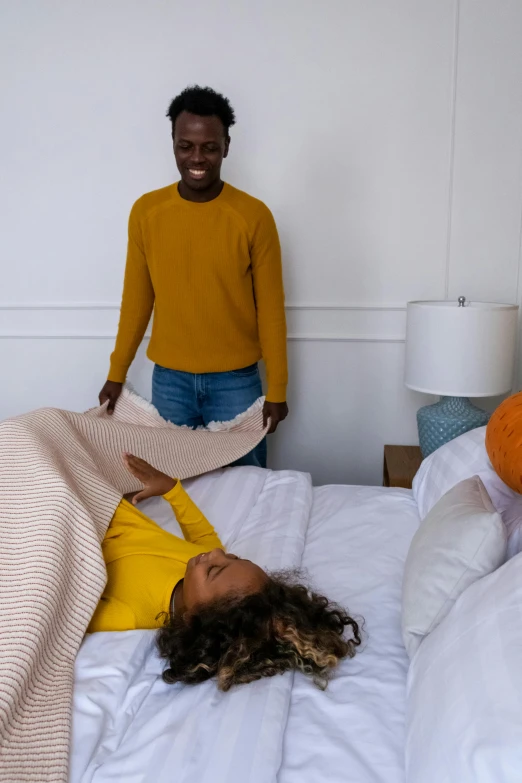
486;392;522;494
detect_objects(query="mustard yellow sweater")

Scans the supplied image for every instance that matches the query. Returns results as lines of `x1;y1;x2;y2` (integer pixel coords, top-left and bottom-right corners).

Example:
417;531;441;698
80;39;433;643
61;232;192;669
88;481;223;633
108;183;288;402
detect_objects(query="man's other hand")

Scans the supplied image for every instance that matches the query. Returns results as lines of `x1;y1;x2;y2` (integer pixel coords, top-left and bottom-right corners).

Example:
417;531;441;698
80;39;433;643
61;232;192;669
262;401;288;434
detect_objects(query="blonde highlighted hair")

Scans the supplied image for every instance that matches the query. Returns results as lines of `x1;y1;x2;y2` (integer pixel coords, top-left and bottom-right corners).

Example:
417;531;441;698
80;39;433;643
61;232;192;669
157;570;362;691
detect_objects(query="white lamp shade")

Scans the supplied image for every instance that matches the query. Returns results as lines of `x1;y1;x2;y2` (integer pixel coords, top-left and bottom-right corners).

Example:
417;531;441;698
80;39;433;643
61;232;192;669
405;300;519;397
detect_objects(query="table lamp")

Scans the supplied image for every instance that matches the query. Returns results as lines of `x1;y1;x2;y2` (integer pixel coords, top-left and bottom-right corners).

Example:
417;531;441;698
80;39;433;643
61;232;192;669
405;297;519;458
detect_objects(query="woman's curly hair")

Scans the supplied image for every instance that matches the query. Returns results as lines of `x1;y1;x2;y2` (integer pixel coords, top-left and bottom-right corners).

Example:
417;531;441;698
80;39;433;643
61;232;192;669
156;571;362;691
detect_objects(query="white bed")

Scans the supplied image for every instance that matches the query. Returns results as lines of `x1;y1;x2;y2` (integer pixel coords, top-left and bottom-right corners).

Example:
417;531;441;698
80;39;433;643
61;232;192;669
71;468;419;783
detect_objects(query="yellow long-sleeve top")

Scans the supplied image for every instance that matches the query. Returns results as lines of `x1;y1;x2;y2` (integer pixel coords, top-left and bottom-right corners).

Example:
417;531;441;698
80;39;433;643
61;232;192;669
88;481;223;633
108;182;288;403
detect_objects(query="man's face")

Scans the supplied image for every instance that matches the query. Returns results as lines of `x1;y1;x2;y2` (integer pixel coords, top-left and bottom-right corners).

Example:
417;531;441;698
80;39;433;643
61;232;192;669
173;111;229;193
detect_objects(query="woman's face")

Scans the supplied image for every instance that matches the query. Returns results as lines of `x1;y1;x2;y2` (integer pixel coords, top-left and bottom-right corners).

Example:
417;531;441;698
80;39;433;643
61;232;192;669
182;548;267;613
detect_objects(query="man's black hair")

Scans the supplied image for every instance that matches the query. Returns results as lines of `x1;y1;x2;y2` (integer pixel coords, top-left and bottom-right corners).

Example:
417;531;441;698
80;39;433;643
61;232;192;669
167;85;236;136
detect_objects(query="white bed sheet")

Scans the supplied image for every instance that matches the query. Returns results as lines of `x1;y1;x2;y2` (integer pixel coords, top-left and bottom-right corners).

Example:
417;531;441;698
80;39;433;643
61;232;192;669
279;485;420;783
71;474;419;783
70;467;312;783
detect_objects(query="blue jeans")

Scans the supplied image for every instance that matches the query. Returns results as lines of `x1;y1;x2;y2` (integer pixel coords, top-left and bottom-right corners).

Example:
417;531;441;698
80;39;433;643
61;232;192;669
151;363;267;468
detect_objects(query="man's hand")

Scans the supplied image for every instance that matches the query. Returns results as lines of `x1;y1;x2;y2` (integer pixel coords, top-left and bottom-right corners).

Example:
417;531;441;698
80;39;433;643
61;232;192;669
123;453;176;504
263;401;289;434
99;381;123;415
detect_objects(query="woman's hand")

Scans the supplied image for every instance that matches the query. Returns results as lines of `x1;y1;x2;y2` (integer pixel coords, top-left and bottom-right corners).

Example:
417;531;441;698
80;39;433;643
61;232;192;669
123;453;176;504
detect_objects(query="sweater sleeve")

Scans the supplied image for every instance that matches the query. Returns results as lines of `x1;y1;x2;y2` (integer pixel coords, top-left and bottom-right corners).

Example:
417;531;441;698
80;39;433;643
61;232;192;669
108;201;155;383
250;206;288;402
163;481;224;551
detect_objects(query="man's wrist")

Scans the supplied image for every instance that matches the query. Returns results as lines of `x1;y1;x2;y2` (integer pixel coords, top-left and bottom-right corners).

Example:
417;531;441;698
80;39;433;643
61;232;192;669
107;365;128;384
265;388;287;404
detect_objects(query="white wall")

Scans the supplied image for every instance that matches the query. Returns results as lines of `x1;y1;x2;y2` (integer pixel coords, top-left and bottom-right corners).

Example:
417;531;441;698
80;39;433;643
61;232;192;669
1;0;522;485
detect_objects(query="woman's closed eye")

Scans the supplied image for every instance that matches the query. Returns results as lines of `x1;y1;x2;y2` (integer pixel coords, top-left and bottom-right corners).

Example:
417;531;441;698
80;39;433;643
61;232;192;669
208;564;226;579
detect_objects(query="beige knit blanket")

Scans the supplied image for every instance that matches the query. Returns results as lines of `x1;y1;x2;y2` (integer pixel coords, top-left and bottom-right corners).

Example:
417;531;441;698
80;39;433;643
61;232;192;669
0;388;266;783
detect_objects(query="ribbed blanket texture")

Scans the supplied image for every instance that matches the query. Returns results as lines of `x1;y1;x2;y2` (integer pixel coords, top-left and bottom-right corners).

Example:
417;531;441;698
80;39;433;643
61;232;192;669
0;388;265;782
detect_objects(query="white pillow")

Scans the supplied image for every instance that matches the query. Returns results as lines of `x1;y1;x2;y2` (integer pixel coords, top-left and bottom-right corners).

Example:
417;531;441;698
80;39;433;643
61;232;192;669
412;426;517;519
406;551;522;783
501;495;522;559
402;475;507;659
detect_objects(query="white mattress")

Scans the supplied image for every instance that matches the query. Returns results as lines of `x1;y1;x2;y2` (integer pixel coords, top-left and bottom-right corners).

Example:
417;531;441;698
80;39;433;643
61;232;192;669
70;470;419;783
279;485;420;783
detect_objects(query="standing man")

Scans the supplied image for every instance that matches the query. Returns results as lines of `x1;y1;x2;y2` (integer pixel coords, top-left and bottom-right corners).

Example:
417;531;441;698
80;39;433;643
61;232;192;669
99;86;288;467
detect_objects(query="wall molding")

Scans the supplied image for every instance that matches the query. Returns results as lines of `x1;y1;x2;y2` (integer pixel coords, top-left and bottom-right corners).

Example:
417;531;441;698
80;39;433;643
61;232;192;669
0;302;407;311
0;302;407;343
0;334;405;343
287;304;406;312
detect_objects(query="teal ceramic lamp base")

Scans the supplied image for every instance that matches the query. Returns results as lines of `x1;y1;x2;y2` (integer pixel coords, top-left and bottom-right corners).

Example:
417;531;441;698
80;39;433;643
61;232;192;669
417;396;490;458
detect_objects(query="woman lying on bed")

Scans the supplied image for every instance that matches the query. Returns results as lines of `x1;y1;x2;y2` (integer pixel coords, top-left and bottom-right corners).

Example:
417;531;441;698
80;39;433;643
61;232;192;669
89;454;361;691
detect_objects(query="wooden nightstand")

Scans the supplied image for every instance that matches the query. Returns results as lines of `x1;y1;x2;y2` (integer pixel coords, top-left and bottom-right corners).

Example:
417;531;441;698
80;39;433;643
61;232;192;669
383;445;423;489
